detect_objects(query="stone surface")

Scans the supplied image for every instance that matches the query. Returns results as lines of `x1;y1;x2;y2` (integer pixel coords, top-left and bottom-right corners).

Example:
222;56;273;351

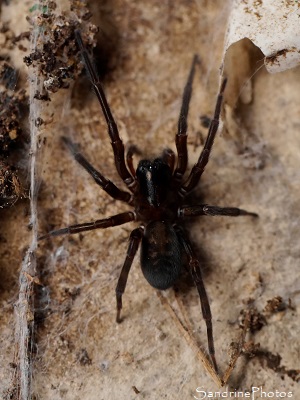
0;1;299;399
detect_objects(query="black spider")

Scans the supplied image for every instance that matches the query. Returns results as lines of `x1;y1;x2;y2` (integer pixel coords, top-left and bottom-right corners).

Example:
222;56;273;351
40;31;258;372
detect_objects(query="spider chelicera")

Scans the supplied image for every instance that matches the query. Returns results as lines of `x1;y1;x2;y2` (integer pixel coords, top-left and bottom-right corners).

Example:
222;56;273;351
40;31;258;373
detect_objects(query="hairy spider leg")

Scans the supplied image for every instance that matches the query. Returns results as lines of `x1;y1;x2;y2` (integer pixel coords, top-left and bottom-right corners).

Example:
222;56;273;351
174;54;200;183
126;144;142;177
75;31;137;192
175;226;218;373
161;148;176;173
62;136;133;204
38;212;135;240
115;226;144;322
180;78;227;195
179;204;258;218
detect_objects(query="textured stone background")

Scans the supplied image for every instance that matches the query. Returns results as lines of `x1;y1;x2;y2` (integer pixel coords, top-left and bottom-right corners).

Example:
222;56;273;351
0;1;299;399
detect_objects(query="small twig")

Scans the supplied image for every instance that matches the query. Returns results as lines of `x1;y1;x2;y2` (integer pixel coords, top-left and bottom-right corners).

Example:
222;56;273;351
156;291;223;387
173;289;194;333
222;310;250;385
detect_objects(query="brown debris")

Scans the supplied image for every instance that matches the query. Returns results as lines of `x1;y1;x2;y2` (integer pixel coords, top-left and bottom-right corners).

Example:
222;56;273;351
0;88;27;152
0;56;27;208
0;161;23;208
239;306;266;334
24;1;97;95
264;296;287;314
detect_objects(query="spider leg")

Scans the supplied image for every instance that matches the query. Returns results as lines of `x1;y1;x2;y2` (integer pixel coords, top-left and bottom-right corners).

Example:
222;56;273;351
75;31;136;192
175;226;218;373
180;78;227;196
179;204;258;218
62;137;133;204
115;226;144;322
174;55;199;183
126;144;141;177
39;211;135;240
161;148;175;172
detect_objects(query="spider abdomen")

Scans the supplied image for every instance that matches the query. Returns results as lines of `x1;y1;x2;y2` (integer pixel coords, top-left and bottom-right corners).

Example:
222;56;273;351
141;221;182;290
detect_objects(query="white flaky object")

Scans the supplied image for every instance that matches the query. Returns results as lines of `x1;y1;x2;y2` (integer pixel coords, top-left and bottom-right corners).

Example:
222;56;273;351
225;0;300;74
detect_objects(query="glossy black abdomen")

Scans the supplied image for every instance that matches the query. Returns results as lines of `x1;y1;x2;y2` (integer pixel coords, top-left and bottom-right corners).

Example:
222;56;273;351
141;221;182;290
